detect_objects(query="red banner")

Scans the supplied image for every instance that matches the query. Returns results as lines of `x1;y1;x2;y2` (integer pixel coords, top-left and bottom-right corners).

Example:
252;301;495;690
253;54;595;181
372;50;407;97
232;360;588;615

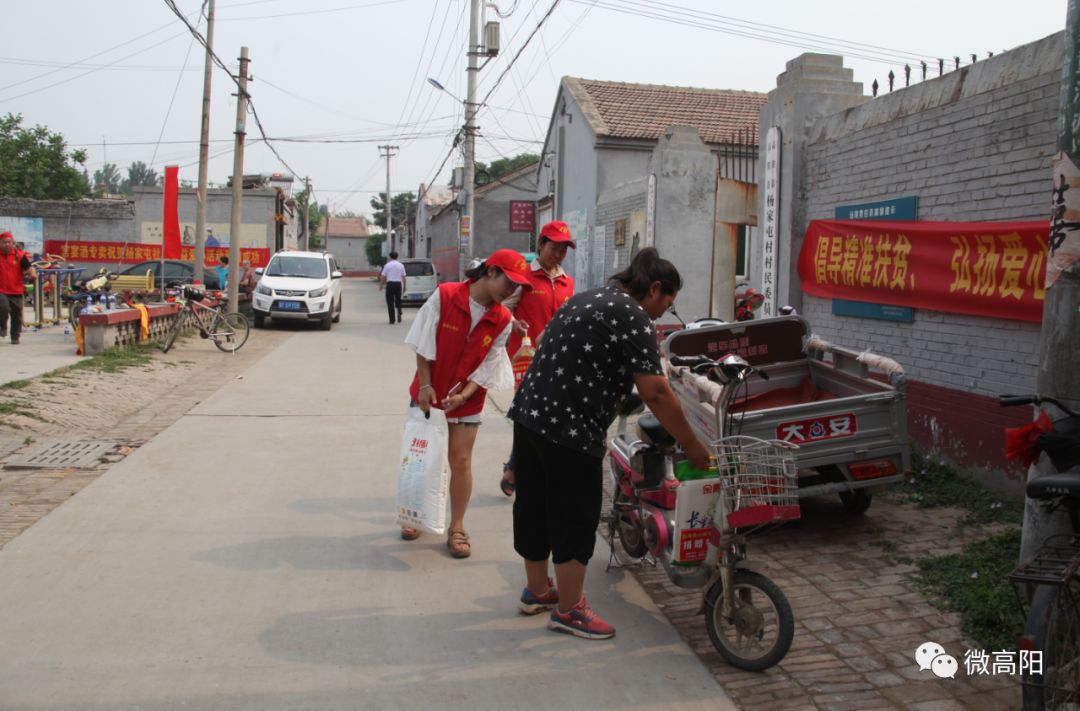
509;200;535;232
162;166;182;259
44;240;269;267
798;220;1048;322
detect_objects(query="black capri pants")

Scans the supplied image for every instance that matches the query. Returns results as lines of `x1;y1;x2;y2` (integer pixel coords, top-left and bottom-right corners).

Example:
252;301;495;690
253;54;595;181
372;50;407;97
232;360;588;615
512;422;603;566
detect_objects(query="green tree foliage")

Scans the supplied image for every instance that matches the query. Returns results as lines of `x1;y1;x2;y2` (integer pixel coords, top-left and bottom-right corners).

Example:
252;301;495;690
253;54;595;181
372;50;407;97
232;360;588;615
369;192;417;233
0;113;89;199
92;162;122;195
366;235;386;268
119;161;161;194
475;152;539;185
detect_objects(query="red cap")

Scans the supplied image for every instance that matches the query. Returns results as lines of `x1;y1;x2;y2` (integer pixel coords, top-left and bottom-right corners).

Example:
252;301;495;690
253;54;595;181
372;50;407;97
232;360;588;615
0;232;12;241
538;220;576;248
485;249;532;287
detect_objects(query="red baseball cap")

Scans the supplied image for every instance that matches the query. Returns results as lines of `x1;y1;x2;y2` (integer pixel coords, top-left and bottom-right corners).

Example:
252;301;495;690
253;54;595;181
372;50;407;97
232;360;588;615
538;220;576;248
485;248;532;287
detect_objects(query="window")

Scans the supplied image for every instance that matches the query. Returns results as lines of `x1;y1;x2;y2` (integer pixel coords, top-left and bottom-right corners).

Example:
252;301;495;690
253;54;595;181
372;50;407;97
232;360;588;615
404;261;434;277
736;225;750;280
266;256;328;279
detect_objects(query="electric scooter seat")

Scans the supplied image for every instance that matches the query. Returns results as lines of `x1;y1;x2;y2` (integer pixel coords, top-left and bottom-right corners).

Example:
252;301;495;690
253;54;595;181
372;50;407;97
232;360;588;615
1026;471;1080;501
637;414;676;447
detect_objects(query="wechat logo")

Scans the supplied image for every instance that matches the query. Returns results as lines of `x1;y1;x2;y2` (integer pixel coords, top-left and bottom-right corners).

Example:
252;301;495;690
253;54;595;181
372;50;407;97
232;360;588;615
915;642;958;679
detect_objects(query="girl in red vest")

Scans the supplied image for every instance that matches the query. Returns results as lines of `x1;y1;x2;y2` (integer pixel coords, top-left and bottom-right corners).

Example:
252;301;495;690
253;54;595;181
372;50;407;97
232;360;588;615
498;221;576;496
402;249;532;558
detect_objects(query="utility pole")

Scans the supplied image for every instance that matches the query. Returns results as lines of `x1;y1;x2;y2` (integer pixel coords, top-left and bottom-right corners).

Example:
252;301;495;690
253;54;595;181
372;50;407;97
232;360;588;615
379;145;399;252
193;0;215;284
462;0;481;266
1021;0;1080;562
226;47;250;315
302;176;311;250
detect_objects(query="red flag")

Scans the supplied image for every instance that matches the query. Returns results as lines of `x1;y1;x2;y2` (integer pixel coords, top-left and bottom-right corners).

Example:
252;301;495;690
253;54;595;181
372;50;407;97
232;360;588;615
163;165;182;259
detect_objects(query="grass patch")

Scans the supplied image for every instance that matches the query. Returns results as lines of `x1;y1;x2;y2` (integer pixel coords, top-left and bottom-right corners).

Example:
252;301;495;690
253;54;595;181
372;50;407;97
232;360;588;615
911;528;1025;650
888;449;1023;526
68;343;156;374
0;380;31;391
0;400;47;422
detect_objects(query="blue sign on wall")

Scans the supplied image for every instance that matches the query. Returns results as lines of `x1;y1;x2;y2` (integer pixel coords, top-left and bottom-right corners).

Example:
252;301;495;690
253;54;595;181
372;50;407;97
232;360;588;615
829;196;918;322
834;196;918;221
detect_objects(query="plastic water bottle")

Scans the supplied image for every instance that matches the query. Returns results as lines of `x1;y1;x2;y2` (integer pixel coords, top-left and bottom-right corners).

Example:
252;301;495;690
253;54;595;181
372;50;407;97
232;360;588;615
108;294;117;310
85;295;93;312
512;335;535;391
100;294;109;311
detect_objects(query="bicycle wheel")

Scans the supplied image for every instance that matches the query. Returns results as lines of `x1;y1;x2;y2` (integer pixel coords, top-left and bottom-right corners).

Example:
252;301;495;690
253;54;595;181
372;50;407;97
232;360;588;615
160;309;184;353
1023;578;1080;710
210;312;250;353
67;301;81;330
704;568;795;671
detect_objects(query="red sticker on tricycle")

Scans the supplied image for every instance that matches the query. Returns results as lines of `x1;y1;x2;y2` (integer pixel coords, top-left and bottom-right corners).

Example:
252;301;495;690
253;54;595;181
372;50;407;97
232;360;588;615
776;413;857;443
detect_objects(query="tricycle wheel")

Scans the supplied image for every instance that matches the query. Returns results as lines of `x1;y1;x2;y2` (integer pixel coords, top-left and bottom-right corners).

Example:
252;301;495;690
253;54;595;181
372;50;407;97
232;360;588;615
839;489;873;515
704;569;794;671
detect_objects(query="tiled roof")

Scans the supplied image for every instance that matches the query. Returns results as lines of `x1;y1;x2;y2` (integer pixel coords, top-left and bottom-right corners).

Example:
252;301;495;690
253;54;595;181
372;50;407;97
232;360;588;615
321;216;369;238
564;77;766;146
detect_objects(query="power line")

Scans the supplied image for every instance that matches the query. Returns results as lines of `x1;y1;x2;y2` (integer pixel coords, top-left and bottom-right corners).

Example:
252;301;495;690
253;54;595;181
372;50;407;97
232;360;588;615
478;0;563;108
151;6;204;168
214;0;407;21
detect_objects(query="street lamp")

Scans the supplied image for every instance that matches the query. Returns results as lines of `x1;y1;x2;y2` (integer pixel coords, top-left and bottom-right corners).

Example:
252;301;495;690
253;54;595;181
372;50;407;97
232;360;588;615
428;75;477;267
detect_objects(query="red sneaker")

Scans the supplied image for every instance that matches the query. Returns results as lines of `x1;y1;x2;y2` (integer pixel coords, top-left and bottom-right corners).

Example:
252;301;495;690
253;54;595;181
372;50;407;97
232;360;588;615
518;577;558;615
547;597;615;640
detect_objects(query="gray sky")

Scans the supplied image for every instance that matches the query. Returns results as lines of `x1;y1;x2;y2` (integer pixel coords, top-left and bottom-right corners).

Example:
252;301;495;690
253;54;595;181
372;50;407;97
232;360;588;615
1;0;1066;218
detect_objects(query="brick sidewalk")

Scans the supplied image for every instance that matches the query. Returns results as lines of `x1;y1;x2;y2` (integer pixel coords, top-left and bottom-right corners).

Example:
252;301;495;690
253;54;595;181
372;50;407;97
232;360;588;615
622;495;1020;710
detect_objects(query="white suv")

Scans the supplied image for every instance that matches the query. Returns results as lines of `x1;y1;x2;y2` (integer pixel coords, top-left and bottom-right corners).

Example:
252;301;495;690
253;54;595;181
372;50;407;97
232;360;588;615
253;251;343;330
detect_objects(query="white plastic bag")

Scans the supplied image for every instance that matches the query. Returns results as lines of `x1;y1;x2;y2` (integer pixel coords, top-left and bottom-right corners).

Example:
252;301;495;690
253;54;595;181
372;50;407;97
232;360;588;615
396;406;449;535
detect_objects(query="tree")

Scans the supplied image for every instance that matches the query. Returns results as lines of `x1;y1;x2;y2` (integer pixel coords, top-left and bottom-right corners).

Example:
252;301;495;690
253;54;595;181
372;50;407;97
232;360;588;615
0;113;89;199
369;192;417;233
92;162;122;195
366;235;387;268
119;161;160;194
475;152;539;185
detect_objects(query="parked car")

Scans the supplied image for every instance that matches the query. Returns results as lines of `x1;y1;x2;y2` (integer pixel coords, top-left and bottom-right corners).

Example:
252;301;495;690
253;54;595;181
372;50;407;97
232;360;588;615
252;251;343;330
118;260;222;290
400;258;438;305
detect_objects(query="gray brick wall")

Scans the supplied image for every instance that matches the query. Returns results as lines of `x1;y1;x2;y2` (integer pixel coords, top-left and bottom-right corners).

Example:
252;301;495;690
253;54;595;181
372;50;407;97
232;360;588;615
798;34;1059;397
595;180;647;287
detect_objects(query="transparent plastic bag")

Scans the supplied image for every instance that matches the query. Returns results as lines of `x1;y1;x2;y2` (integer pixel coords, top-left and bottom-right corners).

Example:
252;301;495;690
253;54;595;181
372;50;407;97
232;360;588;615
396;407;449;535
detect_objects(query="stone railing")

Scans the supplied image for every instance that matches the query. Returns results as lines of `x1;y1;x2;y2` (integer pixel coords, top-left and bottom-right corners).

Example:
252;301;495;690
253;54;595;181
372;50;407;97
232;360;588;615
78;302;200;355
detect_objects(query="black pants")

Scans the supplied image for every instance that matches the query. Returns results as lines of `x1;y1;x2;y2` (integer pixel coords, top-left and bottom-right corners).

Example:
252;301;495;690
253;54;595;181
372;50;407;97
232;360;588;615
512;422;603;566
0;294;23;341
385;282;403;323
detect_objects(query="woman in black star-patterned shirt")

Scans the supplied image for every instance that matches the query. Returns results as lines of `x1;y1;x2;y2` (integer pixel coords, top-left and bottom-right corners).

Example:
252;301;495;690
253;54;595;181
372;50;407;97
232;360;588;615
506;247;710;640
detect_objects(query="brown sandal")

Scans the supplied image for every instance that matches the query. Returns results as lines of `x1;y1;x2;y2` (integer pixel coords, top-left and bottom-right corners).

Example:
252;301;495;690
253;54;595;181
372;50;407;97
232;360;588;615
401;527;420;541
447;528;471;558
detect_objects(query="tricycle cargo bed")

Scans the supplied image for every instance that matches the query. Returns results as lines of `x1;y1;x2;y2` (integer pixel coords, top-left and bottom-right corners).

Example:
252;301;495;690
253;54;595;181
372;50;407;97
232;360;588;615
663;316;910;501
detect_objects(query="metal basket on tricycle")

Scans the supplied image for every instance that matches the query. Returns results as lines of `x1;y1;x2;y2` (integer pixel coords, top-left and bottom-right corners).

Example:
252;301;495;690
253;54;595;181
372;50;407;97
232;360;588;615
711;436;801;530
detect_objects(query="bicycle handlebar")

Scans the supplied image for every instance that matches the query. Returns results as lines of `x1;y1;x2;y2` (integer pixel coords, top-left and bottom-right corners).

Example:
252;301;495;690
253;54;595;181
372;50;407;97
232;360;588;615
1000;394;1080;418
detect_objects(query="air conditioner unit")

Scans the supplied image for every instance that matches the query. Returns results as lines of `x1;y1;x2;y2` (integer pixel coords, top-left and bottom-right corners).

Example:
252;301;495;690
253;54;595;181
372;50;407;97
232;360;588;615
484;21;500;57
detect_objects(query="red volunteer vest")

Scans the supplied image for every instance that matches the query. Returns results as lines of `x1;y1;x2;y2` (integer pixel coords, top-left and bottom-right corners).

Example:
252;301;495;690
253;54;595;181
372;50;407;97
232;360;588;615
0;250;28;295
409;281;512;417
506;266;574;357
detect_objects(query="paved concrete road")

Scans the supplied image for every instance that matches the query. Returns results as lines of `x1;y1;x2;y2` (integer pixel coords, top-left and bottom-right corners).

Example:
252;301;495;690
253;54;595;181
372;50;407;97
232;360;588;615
0;279;735;711
0;308;83;386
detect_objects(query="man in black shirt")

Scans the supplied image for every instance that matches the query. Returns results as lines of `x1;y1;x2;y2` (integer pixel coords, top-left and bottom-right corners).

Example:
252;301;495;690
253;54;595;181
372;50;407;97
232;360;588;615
508;247;709;640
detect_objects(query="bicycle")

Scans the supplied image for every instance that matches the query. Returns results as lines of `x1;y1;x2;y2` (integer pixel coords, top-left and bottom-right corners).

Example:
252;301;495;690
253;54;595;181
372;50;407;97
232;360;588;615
1000;394;1080;710
160;286;250;354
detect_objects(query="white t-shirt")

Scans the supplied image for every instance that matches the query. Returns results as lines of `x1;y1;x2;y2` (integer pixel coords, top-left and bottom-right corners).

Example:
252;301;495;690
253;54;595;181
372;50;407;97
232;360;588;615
404;289;513;390
381;260;406;283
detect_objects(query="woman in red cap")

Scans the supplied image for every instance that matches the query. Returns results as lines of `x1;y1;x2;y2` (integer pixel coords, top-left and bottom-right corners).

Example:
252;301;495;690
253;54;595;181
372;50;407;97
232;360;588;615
498;220;576;496
402;248;532;558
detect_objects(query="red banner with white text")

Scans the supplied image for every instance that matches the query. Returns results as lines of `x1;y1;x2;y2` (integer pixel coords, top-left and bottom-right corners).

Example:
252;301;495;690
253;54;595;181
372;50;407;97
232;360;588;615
798;220;1048;322
44;240;270;268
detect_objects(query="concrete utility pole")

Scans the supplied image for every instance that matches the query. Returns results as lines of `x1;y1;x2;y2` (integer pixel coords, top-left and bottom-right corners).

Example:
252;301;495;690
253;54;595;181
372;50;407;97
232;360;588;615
379;145;398;252
1021;0;1080;562
193;0;215;284
462;0;481;264
302;176;311;250
226;47;250;315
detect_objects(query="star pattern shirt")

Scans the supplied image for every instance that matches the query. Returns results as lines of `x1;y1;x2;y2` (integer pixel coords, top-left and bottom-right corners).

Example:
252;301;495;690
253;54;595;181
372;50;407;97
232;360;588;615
508;285;663;457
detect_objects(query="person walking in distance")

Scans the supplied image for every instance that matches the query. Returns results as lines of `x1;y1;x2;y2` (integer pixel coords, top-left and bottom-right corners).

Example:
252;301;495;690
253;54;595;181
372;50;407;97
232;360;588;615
401;249;532;558
498;220;576;496
0;232;35;345
380;251;406;324
509;247;710;639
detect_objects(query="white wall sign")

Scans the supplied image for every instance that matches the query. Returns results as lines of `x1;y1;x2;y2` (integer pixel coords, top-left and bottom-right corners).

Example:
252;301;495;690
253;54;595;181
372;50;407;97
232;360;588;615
761;126;781;317
645;173;656;248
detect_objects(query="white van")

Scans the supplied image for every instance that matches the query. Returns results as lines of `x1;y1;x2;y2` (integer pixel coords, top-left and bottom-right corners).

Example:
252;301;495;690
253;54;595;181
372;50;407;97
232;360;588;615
401;258;438;305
